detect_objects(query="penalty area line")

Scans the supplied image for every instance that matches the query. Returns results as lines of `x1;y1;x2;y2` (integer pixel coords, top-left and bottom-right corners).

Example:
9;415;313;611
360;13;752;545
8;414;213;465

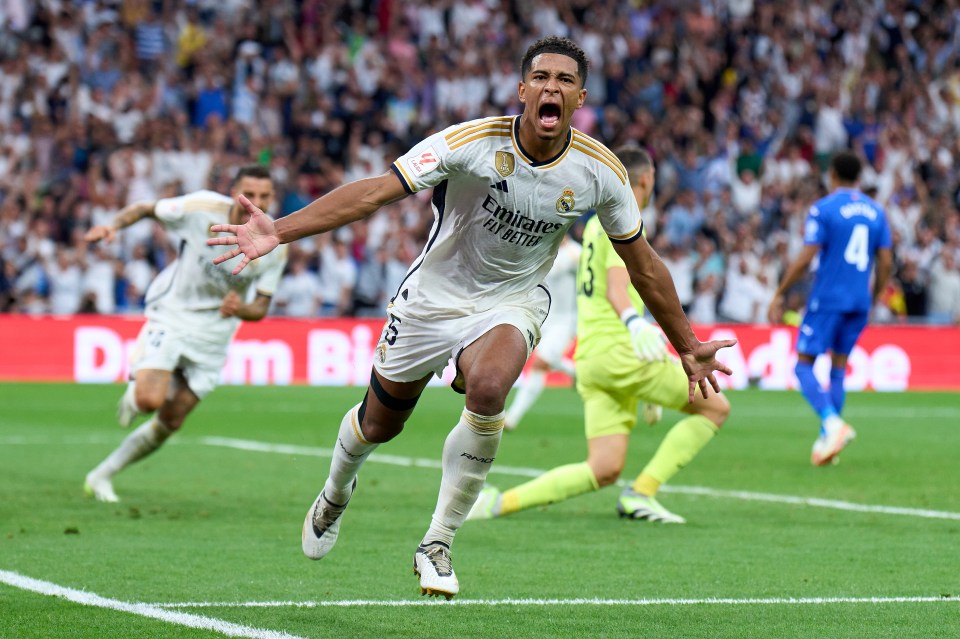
197;436;960;521
154;595;960;608
0;569;308;639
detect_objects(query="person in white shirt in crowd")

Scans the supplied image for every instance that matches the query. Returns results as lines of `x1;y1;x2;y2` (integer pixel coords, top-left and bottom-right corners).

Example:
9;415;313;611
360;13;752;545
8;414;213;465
81;241;117;314
273;250;324;318
318;234;357;317
927;248;960;325
45;246;84;315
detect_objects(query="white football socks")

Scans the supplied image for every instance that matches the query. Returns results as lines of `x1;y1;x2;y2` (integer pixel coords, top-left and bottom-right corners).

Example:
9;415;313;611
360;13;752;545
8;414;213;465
90;416;174;478
323;403;376;504
505;370;545;428
423;409;504;547
122;381;140;413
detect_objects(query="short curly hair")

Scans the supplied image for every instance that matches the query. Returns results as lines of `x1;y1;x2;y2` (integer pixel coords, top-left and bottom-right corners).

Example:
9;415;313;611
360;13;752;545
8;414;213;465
520;36;589;87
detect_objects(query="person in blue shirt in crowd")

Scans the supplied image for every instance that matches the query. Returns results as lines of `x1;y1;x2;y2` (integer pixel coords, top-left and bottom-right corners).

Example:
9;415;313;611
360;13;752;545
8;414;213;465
768;150;893;466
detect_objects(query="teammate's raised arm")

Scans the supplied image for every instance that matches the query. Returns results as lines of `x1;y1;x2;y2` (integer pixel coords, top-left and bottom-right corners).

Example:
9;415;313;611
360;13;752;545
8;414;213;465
84;201;157;244
207;172;409;274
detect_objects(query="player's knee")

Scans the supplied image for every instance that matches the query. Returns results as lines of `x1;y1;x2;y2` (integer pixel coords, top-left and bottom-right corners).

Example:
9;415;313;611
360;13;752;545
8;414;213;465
593;464;622;487
531;357;551;372
359;414;404;443
135;387;165;414
464;377;509;414
704;393;731;428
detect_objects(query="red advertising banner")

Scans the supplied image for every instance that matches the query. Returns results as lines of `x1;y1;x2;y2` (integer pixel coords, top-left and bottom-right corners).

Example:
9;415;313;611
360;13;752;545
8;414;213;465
1;315;958;390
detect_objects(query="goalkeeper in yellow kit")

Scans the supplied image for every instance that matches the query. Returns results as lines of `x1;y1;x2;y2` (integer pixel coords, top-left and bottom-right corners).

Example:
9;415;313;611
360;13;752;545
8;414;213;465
468;146;729;524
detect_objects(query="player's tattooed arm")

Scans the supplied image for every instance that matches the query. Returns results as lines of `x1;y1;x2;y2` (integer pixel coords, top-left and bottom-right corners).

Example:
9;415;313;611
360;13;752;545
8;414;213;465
84;201;157;244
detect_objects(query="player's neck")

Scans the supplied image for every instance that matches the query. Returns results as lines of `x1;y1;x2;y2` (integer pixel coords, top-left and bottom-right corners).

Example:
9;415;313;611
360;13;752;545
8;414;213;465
517;113;570;162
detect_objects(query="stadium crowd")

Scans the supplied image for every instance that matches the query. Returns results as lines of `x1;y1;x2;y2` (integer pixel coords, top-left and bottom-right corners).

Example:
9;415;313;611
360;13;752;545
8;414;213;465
1;0;959;324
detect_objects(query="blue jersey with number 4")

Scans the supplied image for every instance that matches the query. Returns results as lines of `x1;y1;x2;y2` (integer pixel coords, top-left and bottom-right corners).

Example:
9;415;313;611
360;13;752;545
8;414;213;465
804;188;891;313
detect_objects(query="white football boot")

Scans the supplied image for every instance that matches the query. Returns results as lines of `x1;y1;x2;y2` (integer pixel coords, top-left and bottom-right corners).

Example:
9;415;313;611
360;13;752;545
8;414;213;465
465;486;501;521
616;487;686;524
84;471;119;503
414;541;458;599
302;478;356;560
811;416;856;466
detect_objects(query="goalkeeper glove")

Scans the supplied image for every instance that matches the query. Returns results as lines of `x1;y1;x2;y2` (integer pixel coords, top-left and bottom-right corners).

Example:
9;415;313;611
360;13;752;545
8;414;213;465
621;309;668;362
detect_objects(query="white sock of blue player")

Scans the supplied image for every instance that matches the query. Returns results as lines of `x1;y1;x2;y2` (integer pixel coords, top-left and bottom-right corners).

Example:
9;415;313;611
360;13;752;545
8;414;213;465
422;409;504;547
795;361;837;426
558;358;576;378
829;367;846;415
505;371;545;429
323;403;376;504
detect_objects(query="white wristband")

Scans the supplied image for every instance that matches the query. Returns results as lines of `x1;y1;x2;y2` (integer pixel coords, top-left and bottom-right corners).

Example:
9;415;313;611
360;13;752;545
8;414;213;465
620;308;642;327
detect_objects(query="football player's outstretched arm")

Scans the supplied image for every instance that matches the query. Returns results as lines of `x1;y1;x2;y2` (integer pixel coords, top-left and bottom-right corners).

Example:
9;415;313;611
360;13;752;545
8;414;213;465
872;247;893;308
767;244;818;323
208;172;409;274
613;236;736;402
84;201;157;244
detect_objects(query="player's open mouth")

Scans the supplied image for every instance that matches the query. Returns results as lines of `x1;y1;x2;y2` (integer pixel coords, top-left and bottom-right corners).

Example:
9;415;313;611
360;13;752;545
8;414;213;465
538;103;561;128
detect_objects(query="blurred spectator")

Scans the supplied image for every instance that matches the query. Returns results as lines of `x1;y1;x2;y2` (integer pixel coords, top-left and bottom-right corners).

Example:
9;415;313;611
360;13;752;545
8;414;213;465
318;236;357;317
272;251;323;318
927;249;960;325
897;258;928;319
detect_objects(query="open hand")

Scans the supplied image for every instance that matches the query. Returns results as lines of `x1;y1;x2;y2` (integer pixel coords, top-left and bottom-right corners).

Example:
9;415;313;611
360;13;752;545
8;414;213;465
206;194;279;274
679;338;737;403
84;225;117;244
767;294;784;324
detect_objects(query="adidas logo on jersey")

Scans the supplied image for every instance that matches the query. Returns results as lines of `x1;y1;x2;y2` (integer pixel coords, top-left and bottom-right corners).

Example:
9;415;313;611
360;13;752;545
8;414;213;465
490;180;509;193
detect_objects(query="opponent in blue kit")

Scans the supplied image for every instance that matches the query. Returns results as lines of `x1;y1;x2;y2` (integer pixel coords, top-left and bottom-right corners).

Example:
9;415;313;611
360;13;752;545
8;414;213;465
769;150;893;466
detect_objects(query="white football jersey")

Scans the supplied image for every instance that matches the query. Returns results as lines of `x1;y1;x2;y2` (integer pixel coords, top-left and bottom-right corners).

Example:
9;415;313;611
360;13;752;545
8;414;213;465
390;115;642;319
144;190;288;344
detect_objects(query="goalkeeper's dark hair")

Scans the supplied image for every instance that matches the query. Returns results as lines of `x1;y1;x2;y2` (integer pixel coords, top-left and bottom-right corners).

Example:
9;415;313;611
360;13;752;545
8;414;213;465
614;145;654;182
521;36;589;87
232;164;273;185
829;150;861;184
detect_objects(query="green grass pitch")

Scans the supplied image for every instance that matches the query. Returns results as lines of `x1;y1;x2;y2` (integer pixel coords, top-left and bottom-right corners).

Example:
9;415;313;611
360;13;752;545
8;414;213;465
1;382;958;638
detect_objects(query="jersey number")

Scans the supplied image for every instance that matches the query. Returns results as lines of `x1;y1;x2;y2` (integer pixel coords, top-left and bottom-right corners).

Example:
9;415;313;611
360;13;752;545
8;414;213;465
579;241;595;297
843;224;870;272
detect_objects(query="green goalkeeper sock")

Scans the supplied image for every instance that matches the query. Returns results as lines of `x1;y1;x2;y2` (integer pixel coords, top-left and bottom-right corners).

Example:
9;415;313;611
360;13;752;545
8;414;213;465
634;414;718;495
501;462;599;515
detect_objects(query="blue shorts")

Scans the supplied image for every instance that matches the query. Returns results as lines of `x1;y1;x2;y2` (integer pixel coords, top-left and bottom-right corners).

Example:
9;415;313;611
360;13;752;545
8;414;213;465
796;309;869;357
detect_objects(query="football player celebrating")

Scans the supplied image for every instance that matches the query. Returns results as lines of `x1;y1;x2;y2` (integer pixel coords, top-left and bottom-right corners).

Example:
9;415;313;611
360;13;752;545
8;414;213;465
209;37;735;599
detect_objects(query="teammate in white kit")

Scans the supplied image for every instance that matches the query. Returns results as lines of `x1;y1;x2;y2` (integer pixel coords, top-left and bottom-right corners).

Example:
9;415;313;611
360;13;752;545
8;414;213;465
208;37;735;599
503;234;579;431
83;165;287;503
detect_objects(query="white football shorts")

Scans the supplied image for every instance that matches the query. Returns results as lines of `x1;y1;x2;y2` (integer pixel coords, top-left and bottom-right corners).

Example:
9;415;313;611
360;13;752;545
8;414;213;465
373;285;551;384
129;319;230;399
533;310;575;367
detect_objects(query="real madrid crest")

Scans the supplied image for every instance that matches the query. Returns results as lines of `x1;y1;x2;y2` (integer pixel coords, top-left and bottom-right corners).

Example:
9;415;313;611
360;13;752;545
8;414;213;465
556;188;576;213
494;151;515;178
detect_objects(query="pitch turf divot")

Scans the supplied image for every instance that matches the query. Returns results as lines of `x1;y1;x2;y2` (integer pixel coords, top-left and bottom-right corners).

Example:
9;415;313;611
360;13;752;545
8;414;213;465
0;569;308;639
198;436;960;522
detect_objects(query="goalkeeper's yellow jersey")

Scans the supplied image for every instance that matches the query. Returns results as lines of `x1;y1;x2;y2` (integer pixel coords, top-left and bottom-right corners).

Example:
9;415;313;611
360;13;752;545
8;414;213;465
574;214;646;360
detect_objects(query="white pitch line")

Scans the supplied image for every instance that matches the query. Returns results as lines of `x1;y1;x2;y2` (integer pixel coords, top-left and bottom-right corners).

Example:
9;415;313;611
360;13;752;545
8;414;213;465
0;570;308;639
199;436;960;521
154;595;960;608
